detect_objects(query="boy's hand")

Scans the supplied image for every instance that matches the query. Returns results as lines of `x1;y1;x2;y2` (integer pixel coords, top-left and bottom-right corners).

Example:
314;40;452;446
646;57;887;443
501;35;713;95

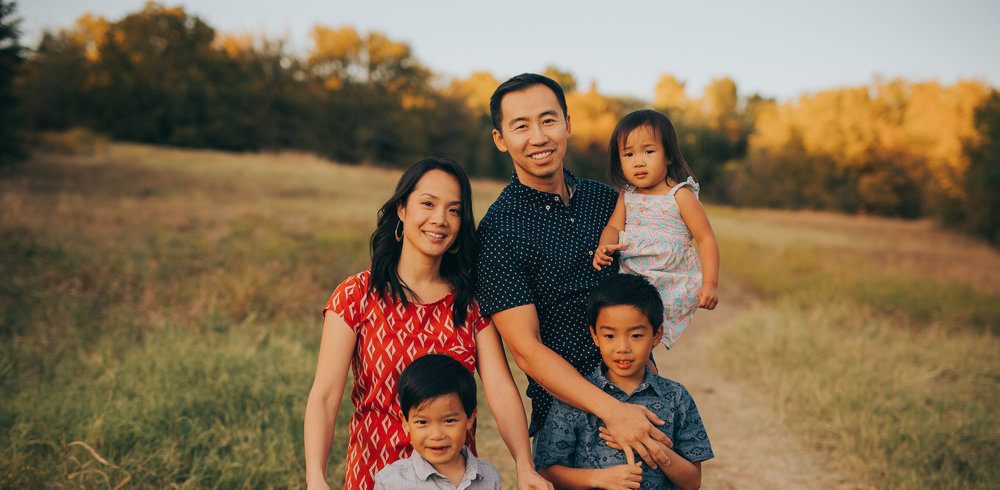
592;463;643;490
593;243;628;270
697;283;718;309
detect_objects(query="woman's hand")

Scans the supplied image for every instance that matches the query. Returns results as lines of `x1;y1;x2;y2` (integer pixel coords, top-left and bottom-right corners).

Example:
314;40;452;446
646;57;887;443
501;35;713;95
516;463;554;490
697;283;718;309
591;463;643;490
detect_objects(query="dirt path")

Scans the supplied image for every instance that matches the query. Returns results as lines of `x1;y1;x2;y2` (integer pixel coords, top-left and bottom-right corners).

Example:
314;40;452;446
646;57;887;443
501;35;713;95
477;279;857;489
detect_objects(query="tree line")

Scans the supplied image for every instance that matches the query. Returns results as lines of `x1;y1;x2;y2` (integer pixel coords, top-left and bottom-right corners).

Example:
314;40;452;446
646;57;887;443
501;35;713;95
3;2;997;243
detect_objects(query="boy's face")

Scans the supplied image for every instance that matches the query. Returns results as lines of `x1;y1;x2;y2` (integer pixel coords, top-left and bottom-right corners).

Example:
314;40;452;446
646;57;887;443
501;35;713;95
590;305;662;387
403;393;475;467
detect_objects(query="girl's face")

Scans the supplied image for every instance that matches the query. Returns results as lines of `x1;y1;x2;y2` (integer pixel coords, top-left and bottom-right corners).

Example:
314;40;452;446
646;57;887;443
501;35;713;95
397;169;463;259
619;125;670;193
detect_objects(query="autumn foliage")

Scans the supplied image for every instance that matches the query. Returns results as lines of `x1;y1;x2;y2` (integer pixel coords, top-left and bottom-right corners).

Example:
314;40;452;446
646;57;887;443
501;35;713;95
11;2;998;242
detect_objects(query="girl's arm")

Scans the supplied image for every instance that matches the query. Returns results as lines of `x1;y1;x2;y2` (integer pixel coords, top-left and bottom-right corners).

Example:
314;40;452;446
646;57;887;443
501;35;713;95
674;187;719;309
476;324;554;490
540;463;643;490
594;193;628;270
304;312;357;490
657;449;702;490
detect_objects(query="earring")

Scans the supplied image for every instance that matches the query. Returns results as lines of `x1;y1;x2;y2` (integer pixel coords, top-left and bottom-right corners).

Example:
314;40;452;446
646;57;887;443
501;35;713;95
448;243;459;254
394;221;403;242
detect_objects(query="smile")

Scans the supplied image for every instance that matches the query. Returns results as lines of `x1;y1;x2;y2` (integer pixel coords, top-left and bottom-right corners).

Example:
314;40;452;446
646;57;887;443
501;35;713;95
529;150;553;160
613;359;635;369
423;231;447;240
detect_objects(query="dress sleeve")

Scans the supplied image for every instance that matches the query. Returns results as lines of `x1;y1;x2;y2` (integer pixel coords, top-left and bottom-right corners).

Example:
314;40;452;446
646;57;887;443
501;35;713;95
322;271;369;333
672;385;715;463
475;220;535;316
468;300;493;334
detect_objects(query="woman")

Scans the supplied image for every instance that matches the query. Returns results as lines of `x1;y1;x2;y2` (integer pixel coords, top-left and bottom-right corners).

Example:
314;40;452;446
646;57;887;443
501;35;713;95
304;158;550;489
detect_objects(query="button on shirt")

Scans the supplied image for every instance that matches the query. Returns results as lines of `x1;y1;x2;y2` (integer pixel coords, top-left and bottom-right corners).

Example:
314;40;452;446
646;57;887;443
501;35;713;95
533;368;715;490
475;170;618;435
373;447;501;490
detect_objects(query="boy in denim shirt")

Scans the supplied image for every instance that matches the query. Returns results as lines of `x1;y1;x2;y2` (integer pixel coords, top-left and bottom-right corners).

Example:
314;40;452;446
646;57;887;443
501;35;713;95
533;274;713;489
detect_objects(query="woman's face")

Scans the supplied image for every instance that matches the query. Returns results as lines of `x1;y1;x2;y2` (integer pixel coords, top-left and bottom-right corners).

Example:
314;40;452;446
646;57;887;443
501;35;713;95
397;169;463;259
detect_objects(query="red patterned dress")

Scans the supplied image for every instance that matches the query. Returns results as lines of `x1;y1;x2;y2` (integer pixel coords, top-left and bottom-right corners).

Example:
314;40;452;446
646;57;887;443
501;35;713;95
322;271;491;489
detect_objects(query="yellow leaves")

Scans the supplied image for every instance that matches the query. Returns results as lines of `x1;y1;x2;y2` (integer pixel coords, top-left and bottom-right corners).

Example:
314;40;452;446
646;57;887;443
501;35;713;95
70;14;109;62
566;82;620;149
308;25;362;65
654;74;687;111
446;71;499;114
747;78;993;202
214;33;254;58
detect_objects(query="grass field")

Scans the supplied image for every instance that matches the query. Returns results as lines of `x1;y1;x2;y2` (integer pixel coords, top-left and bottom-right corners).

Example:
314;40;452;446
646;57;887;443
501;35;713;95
1;142;997;488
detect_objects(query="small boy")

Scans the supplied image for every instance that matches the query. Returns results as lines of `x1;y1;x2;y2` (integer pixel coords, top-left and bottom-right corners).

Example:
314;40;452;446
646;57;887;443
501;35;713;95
374;353;501;490
533;273;714;490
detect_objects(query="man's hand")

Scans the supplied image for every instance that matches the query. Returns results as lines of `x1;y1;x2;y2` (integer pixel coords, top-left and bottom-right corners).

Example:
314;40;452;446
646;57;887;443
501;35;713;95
591;463;643;490
593;243;628;270
599;426;671;468
602;402;672;469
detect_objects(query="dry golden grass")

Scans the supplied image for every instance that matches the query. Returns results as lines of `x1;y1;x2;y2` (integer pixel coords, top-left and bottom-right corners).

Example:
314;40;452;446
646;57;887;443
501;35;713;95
2;141;996;488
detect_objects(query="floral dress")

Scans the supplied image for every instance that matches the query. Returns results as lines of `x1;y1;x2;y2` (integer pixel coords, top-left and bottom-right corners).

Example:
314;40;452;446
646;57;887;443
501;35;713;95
323;271;491;489
618;178;702;348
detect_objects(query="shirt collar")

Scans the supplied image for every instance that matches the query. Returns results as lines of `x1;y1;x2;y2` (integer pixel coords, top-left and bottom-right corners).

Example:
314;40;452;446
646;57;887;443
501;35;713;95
508;169;578;205
588;365;664;398
409;446;483;483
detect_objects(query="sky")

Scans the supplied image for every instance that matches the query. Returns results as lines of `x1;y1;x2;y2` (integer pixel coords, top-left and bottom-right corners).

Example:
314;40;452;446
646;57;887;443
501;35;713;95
16;0;1000;101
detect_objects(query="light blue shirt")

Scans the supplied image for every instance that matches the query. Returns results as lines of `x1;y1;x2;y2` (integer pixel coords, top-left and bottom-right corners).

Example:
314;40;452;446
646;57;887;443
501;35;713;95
373;446;501;490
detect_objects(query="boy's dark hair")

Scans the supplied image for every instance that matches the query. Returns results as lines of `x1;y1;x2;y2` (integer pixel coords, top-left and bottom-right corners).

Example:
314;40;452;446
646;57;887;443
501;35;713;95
608;109;697;189
398;353;477;419
489;73;568;132
586;273;664;332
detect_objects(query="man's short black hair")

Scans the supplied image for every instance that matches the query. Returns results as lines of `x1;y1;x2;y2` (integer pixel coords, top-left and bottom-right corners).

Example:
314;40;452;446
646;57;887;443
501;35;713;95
398;353;477;419
489;73;568;132
586;273;664;332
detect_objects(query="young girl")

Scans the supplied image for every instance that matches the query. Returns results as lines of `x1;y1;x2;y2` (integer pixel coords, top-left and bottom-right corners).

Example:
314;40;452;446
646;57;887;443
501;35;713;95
593;109;720;348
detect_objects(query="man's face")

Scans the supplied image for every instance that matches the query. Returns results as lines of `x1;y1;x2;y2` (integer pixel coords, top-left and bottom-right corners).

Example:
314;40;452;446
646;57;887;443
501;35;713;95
492;84;571;187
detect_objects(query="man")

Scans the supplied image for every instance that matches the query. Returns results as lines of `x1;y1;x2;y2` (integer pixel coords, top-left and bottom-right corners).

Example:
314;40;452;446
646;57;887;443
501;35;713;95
475;73;673;469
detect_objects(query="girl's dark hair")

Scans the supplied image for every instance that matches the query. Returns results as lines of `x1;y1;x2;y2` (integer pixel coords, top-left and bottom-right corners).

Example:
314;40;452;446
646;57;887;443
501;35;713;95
369;157;478;327
398;353;477;419
586;273;664;332
608;109;697;189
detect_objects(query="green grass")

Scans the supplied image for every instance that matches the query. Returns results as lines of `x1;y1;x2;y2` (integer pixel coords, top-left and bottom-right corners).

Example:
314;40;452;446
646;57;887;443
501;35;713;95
706;208;1000;488
709;302;999;488
2;142;997;488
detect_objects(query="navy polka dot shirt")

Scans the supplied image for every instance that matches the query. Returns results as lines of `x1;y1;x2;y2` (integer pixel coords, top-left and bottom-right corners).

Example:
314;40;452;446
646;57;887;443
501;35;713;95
475;169;618;435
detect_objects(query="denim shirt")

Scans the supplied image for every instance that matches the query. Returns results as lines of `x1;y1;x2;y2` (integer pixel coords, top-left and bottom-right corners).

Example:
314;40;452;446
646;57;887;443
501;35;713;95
533;367;714;489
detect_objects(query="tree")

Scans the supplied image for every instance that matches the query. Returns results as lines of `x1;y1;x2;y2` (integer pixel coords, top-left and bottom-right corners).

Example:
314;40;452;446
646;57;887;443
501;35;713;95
962;91;1000;244
543;65;577;93
0;0;24;164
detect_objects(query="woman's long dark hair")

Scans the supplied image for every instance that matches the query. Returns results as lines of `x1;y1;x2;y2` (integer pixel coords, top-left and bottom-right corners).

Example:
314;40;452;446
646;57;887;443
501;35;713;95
608;109;697;189
369;157;478;327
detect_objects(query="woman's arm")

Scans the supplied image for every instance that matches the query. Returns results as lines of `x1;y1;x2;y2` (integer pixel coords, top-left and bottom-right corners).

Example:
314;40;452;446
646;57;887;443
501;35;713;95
594;193;627;270
675;187;719;309
304;312;357;490
476;324;553;490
